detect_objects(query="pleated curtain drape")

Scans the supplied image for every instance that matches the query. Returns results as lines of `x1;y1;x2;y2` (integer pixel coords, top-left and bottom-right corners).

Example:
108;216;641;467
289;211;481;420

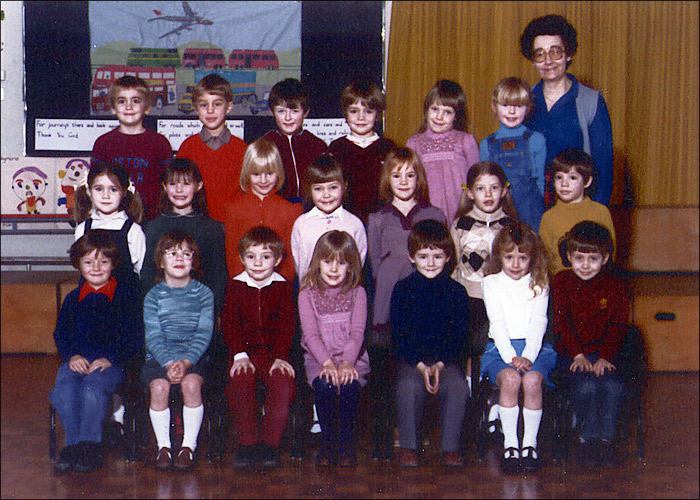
385;1;699;207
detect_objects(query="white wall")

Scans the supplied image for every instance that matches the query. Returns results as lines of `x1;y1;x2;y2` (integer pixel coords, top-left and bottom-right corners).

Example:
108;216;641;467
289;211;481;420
1;0;25;157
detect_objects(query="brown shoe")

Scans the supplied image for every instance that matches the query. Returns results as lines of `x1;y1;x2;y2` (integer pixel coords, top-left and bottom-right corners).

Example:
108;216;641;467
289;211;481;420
398;448;418;468
442;452;464;467
155;447;172;470
173;447;195;471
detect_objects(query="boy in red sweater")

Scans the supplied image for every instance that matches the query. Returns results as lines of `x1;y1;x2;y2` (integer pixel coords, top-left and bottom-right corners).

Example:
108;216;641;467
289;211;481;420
552;221;629;467
222;226;296;469
177;74;247;222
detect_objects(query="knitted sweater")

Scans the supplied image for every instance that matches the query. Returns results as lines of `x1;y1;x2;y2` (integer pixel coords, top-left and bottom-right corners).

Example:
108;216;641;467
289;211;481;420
221;273;295;364
54;281;143;366
482;271;549;364
91;127;173;220
143;280;214;367
539;197;616;276
406;128;479;225
223;191;302;282
262;129;327;201
299;286;371;386
142;210;228;316
327;135;396;224
450;206;515;299
391;270;470;367
552;269;629;362
176;132;247;222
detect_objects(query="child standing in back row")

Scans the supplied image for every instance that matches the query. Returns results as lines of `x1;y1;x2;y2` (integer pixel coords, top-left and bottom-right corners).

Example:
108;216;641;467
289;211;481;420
481;222;557;474
406;80;479;225
327;80;396;224
91;75;173;221
480;77;547;231
261;78;327;204
177;73;248;222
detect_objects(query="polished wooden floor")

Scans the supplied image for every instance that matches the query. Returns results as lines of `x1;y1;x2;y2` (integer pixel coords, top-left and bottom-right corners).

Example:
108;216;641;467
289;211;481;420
1;354;698;499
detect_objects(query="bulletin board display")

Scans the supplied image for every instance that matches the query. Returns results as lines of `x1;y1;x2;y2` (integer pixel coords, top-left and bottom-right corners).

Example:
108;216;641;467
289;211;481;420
24;1;384;156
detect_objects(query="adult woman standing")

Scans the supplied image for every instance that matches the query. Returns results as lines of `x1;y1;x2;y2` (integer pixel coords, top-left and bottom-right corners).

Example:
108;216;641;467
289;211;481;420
520;14;613;209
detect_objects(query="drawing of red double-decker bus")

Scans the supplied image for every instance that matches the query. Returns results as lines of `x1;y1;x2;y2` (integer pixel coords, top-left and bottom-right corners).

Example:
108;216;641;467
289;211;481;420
228;50;279;70
182;48;226;69
91;65;177;111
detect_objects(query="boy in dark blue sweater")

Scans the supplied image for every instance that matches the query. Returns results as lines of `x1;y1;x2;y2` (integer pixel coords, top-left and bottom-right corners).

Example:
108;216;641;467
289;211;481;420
391;219;470;468
50;230;143;473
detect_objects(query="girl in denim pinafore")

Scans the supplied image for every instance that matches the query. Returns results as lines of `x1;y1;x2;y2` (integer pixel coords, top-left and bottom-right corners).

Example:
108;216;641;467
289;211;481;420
480;77;547;231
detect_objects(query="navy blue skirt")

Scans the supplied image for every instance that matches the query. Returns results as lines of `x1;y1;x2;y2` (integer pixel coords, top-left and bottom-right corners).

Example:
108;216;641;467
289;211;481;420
480;339;558;389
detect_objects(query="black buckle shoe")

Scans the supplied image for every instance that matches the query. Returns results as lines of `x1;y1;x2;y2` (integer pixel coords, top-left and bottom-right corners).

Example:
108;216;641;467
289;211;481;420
520;446;539;472
500;447;521;474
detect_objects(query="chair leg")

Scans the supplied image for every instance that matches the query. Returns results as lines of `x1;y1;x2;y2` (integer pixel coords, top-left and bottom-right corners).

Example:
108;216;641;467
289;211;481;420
49;403;57;461
636;397;644;460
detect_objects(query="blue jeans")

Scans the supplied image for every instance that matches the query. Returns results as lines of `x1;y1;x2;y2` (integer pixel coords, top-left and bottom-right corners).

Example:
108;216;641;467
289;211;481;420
561;354;625;441
49;362;125;445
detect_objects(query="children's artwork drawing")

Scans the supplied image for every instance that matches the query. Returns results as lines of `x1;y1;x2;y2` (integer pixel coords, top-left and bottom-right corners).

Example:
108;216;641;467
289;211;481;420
88;1;301;117
57;159;90;218
11;166;49;215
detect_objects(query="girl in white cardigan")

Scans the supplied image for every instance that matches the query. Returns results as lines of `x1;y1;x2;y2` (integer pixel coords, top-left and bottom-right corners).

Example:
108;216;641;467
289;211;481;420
481;221;557;474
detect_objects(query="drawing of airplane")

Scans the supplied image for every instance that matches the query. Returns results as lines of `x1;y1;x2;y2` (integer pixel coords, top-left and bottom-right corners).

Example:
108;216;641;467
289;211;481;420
148;1;213;39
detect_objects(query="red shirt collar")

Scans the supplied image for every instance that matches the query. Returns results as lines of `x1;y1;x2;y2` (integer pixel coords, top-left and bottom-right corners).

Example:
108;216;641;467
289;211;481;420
78;276;117;302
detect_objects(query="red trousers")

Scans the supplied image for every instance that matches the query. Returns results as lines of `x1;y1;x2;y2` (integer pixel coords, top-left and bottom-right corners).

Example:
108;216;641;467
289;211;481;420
226;357;296;447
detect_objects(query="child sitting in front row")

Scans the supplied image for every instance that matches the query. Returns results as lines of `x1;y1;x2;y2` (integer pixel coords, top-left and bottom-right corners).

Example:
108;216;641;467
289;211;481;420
552;221;629;467
51;230;143;473
222;226;297;469
261;78;327;204
538;149;616;276
391;219;471;468
142;230;214;471
481;221;557;474
479;77;546;231
299;230;371;467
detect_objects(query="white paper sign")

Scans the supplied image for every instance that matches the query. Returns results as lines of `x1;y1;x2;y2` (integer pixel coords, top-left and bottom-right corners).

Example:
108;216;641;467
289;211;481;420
303;119;351;145
35;119;119;151
158;120;245;150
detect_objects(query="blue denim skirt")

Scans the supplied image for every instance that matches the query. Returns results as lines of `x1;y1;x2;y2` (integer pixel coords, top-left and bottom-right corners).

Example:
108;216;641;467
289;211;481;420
480;339;558;389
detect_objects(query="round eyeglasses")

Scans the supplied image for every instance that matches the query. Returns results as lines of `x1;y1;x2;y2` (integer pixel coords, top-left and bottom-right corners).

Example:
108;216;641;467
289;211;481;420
164;249;194;260
532;46;565;63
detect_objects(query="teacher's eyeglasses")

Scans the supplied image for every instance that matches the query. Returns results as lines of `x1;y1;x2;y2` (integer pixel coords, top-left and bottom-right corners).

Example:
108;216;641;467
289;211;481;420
532;46;565;63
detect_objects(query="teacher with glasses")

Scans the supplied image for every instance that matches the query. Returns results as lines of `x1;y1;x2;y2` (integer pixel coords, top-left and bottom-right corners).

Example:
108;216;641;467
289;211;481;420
520;14;613;208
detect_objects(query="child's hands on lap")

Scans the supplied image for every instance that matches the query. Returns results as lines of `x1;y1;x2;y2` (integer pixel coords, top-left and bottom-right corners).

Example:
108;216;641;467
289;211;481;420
592;357;615;377
320;359;339;386
338;360;359;385
569;353;593;373
511;356;533;373
88;357;112;373
230;358;255;377
167;359;191;384
69;354;90;374
270;358;295;378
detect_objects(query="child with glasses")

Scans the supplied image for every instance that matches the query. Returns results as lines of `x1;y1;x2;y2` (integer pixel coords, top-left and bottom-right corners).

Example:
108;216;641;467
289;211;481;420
142;230;214;471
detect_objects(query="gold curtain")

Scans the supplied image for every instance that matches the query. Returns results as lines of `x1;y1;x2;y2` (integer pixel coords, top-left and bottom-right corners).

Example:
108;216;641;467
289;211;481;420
385;1;699;207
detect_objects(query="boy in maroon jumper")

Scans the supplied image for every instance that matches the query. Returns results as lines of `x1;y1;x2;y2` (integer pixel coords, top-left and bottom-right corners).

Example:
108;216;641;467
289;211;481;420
552;221;629;467
261;79;327;204
222;226;296;469
92;76;173;220
327;80;396;224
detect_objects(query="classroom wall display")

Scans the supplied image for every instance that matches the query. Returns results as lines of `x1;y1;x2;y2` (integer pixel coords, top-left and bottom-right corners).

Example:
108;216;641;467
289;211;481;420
1;156;90;217
88;1;301;118
24;1;383;156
